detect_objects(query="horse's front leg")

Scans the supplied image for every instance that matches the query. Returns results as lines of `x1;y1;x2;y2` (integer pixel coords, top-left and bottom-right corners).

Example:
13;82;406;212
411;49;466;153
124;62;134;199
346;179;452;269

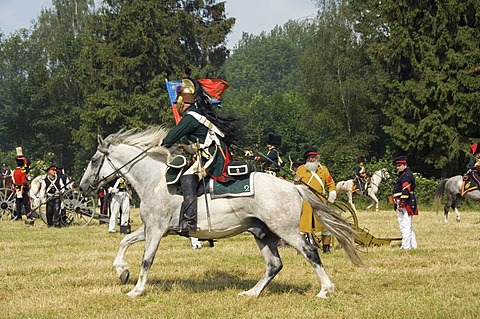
126;224;164;298
113;225;146;284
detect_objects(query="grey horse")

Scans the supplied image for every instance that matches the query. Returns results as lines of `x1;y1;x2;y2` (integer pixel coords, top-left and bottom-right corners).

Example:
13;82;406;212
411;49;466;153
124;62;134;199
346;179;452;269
434;175;480;223
79;127;362;298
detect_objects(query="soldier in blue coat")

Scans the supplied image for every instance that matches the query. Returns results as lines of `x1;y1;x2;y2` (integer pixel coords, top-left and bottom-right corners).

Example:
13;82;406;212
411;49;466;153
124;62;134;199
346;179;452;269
392;156;418;250
255;132;282;176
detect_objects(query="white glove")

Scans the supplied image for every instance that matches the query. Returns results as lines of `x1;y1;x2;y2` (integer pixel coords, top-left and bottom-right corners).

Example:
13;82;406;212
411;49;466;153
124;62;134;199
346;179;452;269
110;189;118;194
327;190;337;203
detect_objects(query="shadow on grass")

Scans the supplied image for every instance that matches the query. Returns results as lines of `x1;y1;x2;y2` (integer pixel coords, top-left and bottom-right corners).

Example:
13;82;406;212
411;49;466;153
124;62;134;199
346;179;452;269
127;269;313;295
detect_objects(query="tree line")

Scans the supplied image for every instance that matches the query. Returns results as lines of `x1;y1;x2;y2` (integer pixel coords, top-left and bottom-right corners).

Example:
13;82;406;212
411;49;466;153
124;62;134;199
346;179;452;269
0;0;479;184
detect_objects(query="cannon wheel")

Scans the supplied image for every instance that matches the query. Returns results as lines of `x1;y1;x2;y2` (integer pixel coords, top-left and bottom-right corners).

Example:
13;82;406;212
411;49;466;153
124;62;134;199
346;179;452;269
0;188;16;221
61;189;96;226
312;200;359;249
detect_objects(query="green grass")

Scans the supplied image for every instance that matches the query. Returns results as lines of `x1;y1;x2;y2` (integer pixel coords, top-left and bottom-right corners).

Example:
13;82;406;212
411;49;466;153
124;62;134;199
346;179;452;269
1;208;479;319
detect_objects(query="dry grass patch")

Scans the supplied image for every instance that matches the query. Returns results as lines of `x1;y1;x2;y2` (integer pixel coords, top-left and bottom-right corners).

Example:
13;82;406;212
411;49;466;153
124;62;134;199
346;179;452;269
1;208;479;318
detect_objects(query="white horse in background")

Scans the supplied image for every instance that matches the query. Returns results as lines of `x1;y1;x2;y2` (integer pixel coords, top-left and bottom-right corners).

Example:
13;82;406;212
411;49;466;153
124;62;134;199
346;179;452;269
29;175;45;211
336;168;390;212
78;127;362;299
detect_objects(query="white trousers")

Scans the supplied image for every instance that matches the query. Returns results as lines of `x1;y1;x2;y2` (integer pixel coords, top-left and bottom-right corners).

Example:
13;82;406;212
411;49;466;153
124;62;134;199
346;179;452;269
109;191;130;232
397;207;417;249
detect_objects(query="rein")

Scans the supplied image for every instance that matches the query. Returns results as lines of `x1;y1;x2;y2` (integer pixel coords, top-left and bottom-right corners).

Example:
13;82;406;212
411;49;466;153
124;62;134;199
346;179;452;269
90;144;155;191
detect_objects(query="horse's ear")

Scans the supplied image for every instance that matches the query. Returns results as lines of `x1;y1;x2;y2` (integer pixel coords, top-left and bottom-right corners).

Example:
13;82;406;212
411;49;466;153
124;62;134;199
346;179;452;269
97;135;104;146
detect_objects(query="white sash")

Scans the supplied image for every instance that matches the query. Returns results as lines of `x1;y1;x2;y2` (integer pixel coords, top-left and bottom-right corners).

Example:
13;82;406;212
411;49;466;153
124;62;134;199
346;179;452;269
186;111;225;169
307;171;325;195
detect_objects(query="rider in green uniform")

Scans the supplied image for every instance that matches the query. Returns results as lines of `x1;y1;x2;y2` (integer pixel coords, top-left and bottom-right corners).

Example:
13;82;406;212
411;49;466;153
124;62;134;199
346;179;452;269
161;77;237;235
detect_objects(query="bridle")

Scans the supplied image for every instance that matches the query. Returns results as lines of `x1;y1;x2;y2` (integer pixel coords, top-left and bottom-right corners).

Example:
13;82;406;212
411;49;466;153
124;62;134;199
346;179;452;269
88;143;155;191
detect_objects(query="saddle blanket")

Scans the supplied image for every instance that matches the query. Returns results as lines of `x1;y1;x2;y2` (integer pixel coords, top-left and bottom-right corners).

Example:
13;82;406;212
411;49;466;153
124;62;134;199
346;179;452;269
210;172;255;199
461;175;479;197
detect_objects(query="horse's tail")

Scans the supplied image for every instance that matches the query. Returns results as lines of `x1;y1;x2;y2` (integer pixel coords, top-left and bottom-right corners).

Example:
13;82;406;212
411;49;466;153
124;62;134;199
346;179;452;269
434;178;448;213
296;185;363;266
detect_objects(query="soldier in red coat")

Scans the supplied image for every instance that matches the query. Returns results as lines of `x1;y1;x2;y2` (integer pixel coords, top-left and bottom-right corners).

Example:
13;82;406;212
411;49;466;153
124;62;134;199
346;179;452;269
12;157;31;220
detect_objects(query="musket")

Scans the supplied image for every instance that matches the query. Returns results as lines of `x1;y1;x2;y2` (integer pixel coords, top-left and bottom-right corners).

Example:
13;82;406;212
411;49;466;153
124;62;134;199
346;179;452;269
196;139;212;232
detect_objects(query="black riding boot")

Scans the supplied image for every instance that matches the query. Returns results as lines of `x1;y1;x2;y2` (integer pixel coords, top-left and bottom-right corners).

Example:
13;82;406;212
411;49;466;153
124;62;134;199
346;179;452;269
179;174;199;235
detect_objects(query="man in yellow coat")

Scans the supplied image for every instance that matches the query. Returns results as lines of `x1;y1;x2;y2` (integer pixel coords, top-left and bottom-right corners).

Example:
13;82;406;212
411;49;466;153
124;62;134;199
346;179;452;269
294;147;337;253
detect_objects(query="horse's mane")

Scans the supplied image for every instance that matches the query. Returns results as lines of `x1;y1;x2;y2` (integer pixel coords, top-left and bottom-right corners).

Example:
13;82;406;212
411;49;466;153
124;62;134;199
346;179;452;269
103;126;174;160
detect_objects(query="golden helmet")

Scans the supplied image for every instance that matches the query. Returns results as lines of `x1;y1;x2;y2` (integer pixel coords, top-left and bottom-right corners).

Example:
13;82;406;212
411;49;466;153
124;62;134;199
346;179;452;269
177;79;195;104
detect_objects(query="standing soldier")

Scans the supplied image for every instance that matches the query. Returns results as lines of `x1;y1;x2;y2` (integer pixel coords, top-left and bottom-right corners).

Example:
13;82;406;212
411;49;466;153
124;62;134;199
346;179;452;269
108;176;131;234
255;132;283;176
294;147;337;253
39;165;66;227
392;156;418;250
56;165;72;190
1;163;12;188
56;165;72;224
12;153;32;221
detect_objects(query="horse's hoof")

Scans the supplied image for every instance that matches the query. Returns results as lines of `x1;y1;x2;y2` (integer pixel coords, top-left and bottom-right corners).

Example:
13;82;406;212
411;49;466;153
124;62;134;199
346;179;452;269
126;289;141;298
119;270;130;284
456;218;461;222
316;286;335;299
238;290;259;297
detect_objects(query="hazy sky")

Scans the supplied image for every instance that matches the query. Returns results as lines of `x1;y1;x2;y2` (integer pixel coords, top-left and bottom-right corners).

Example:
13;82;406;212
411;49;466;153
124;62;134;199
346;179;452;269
0;0;318;49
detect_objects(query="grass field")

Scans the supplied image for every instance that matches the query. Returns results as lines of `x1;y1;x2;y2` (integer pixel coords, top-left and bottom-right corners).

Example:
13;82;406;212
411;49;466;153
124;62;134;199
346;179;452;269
1;207;479;319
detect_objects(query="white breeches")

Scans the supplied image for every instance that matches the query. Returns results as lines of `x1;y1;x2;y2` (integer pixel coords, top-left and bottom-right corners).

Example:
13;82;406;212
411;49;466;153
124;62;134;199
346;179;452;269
397;208;417;249
109;191;130;232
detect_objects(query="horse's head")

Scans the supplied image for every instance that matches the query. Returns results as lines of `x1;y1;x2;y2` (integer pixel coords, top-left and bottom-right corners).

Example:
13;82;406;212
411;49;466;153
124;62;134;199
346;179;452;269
381;168;391;181
79;135;117;196
79;127;172;196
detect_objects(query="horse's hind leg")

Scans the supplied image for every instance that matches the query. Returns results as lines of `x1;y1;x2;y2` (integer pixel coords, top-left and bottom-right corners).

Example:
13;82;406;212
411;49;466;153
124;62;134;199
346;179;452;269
453;196;463;222
366;193;379;211
113;225;146;284
239;232;282;297
283;232;335;298
444;194;456;223
126;224;164;298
